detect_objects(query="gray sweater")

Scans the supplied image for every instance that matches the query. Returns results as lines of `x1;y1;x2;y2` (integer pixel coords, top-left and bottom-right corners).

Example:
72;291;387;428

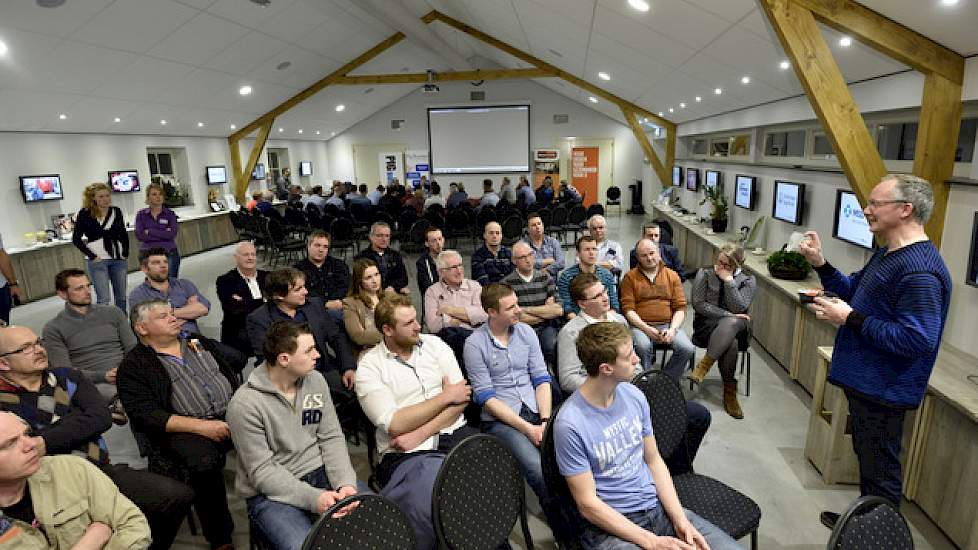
227;364;358;512
42;304;137;384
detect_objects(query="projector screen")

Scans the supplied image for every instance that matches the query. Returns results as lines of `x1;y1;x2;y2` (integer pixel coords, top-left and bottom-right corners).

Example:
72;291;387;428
428;105;530;174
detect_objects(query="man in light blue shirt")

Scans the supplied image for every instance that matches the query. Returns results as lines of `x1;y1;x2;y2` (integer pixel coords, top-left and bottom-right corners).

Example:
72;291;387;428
522;213;564;280
557;236;619;318
367;185;384;205
128;247;211;335
300;185;326;212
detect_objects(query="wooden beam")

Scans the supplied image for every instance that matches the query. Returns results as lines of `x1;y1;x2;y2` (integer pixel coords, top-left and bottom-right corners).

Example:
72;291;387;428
665;128;676;180
229;117;273;203
622;108;669;188
791;0;964;85
335;68;559;85
761;0;886;204
913;73;962;247
429;11;675;132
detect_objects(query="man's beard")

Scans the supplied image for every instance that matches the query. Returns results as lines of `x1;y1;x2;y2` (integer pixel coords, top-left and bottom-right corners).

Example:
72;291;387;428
148;273;168;283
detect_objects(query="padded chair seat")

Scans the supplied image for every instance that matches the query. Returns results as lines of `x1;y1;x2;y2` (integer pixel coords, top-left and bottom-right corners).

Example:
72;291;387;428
672;473;762;541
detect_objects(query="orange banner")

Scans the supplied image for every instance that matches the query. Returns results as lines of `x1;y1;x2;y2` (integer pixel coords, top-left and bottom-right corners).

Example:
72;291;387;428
571;146;598;207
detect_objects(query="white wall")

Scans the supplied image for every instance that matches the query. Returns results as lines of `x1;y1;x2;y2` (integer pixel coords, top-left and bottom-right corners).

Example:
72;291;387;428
0;132;328;245
939;184;978;357
325;79;645;197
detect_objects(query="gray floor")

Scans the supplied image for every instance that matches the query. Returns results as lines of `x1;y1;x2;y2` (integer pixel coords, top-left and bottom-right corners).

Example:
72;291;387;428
10;212;954;549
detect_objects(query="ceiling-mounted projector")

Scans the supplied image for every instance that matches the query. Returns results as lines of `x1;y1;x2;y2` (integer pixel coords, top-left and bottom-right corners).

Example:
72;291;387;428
422;69;439;94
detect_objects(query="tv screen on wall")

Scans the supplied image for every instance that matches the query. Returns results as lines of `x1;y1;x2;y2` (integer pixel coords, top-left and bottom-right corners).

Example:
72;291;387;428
966;212;978;288
108;170;140;193
19;174;64;203
206;166;227;185
832;190;874;250
734;175;756;210
705;170;721;191
672;166;682;187
772;180;805;225
685;167;699;192
251;163;265;181
299;161;312;177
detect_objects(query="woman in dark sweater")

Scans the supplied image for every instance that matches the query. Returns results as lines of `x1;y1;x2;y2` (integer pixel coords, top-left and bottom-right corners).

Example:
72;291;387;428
134;182;180;277
73;182;130;312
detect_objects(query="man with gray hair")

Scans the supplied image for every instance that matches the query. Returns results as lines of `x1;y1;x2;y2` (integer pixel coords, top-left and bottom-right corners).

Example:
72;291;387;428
799;174;951;529
216;241;269;357
588;214;624;277
423;250;487;366
355;222;409;295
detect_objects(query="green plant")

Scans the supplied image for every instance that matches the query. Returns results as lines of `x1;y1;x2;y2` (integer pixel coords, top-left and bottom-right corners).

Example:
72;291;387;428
766;250;810;273
699;184;728;220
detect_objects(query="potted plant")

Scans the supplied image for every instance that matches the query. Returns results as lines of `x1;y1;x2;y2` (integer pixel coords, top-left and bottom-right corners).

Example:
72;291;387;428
766;249;811;280
699;184;728;233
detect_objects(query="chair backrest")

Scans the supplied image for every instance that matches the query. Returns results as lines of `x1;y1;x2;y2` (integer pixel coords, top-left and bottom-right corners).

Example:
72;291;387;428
550;205;568;226
476;207;498;230
631;371;688;462
432;434;531;549
586;204;604;218
302;494;415;550
445;209;468;232
501;214;524;244
409;219;431;244
827;496;913;550
330;217;353;241
567;204;587;225
541;406;586;547
606;186;621;201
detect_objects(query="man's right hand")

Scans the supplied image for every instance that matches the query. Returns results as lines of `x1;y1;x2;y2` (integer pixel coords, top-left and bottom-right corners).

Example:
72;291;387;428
798;231;826;267
642;532;695;550
104;368;118;384
646;325;663;342
523;423;544;447
316;490;344;515
195;419;231;441
440;376;472;405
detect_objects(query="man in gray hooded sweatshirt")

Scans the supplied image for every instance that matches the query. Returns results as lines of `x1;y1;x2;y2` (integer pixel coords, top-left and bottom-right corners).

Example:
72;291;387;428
227;321;363;550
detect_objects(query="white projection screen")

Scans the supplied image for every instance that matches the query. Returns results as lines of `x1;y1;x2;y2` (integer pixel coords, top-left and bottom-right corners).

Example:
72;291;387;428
428;105;530;174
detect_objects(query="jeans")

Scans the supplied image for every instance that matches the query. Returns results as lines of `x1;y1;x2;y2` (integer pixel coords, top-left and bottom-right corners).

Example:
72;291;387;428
103;464;195;550
534;322;558;369
631;325;695;382
247;466;371;550
581;505;740;549
0;285;10;323
664;401;712;476
88;258;128;312
162;433;235;548
167;248;181;279
846;389;907;507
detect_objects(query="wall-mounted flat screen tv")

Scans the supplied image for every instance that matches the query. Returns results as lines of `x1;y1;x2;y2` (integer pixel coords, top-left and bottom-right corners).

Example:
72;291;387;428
299;161;312;177
734;175;756;210
685;167;700;192
966;212;978;288
772;180;805;225
108;170;140;193
19;174;64;203
832;190;874;250
251;163;265;180
206;165;227;185
672;166;682;187
705;170;721;191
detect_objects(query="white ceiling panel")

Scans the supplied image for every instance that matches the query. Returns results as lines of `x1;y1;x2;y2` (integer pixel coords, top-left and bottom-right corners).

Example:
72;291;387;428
596;0;732;50
0;89;85;131
30;40;139;95
90;57;196;103
202;32;291;76
819;26;909;80
147;12;250;66
0;0;114;38
860;0;978;56
38;96;145;134
248;47;341;90
71;0;199;54
0;26;67;89
699;27;795;93
172;0;219;9
526;0;596;28
204;0;297;30
737;8;778;43
260;0;332;42
684;0;757;23
590;10;695;69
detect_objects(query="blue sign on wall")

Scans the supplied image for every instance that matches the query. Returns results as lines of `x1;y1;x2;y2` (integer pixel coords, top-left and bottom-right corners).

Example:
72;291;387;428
415;164;429;171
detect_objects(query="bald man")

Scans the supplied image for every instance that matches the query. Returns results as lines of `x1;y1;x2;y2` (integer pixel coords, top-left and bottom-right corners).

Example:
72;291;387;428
216;241;269;357
471;221;514;286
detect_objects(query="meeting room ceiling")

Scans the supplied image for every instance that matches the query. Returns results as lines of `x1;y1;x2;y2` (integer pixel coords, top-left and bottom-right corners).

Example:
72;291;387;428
0;0;975;141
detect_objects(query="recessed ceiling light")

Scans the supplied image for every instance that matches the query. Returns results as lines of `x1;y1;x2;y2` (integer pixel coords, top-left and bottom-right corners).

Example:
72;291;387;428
695;96;702;102
839;36;852;47
941;0;959;5
741;76;751;84
278;127;284;133
36;0;67;7
679;102;686;108
160;119;167;125
0;40;8;57
197;122;204;127
230;124;237;130
628;0;650;12
779;60;791;70
276;61;291;70
597;71;610;81
58;113;67;120
238;85;253;96
657;111;664;117
315;130;321;135
668;107;674;113
714;87;722;95
588;96;598;103
297;129;303;134
113;117;121;123
331;132;336;137
335;104;345;112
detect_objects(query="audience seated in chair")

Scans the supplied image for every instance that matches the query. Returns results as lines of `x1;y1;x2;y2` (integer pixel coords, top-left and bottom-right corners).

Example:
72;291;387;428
215;241;269;359
343;259;396;360
630;222;686;281
478;179;500;211
228;322;366;550
558;179;582;204
416;227;443;301
621;239;695;380
557;236;620;319
516;176;536;209
688;244;756;419
499;176;517;205
355;222;410;295
129;247;211;336
471;221;514;285
325;182;346;211
0;411;153;549
424;182;446;211
423;250;487;366
553;322;740;550
536;176;555;208
355;294;478;549
118;299;240;550
522;213;564;280
446;182;468;209
293;230;350;324
348;184;372;209
502;242;563;367
301;185;326;213
588;215;624;278
0;326;192;549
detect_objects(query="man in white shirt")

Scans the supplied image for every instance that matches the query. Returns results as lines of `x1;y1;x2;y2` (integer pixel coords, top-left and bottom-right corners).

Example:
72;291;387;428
355;294;476;549
216;242;269;357
588;214;624;278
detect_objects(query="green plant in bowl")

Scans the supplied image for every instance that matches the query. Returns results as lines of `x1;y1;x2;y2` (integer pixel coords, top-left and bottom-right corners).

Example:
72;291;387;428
766;250;811;280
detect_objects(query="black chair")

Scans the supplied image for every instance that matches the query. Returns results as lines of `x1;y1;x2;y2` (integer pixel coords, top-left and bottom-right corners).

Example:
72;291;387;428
305;205;325;230
432;434;533;549
606;186;622;215
329;217;357;259
565;203;587;242
827;496;913;550
301;494;415;550
475;205;498;233
500;214;524;246
402;219;430;254
541;406;586;548
632;371;761;550
444;208;470;248
549;205;568;243
585;203;604;219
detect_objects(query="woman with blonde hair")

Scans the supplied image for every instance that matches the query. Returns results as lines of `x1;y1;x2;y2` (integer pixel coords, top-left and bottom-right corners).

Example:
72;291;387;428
134;182;181;277
72;182;129;311
342;258;395;359
688;243;756;419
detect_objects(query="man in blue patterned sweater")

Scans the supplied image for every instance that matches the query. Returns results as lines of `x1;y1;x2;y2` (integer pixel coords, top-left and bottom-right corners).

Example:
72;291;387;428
799;174;951;529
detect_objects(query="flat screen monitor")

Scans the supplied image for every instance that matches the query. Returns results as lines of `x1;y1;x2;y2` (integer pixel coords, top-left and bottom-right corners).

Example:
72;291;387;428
734;175;756;210
206;165;227;185
772;180;805;225
19;174;64;203
705;170;721;191
299;161;312;177
108;170;140;193
251;163;265;180
833;190;874;249
672;166;682;187
967;212;978;288
685;168;699;192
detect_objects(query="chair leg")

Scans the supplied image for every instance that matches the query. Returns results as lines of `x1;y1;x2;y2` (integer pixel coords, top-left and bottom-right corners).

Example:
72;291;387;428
186;507;198;536
519;500;534;550
751;530;758;550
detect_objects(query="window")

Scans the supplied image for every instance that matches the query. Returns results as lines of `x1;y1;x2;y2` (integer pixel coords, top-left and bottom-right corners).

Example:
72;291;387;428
764;130;805;157
955;118;976;162
811;132;835;157
147;153;173;176
691;139;708;155
710;140;729;157
876;122;917;161
730;134;750;156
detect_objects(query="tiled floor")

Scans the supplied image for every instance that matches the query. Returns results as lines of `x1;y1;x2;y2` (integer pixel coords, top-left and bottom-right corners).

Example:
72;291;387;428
11;212;954;549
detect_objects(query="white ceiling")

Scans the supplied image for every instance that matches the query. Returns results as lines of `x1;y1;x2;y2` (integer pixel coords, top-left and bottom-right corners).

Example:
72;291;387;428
0;0;974;141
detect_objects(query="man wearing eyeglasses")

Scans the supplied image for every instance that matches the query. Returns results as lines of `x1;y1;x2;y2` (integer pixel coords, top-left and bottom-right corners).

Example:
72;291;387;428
502;242;563;367
0;325;192;549
799;175;951;529
423;250;487;368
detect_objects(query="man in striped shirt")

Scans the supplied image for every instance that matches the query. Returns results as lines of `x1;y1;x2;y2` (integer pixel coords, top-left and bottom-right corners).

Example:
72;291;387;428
502;242;563;367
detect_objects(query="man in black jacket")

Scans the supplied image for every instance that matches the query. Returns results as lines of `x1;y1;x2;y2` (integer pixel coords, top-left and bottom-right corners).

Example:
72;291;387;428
0;325;193;550
119;299;239;550
416;226;443;302
293;230;349;324
216;241;269;356
355;222;410;295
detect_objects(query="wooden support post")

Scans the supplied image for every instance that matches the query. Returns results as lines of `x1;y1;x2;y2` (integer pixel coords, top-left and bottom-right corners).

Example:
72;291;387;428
229;117;273;204
665;128;676;180
335;68;558;85
622;108;668;188
913;73;962;247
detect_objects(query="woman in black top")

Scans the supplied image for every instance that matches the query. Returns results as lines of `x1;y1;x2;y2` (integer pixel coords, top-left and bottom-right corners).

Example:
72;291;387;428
73;182;130;311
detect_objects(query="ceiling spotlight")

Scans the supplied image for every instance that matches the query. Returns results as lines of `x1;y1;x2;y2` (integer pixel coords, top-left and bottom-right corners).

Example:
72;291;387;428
160;119;167;125
331;132;336;136
657;111;664;117
238;85;253;96
695;96;702;102
0;40;8;57
668;107;674;113
197;122;204;127
679;102;686;108
941;0;959;5
230;124;237;130
297;129;303;134
58;113;67;120
839;36;852;47
628;0;650;12
113;117;121;123
278;127;284;133
597;71;610;81
335;104;345;112
315;130;321;135
779;60;791;70
714;87;722;95
588;96;598;103
741;76;751;84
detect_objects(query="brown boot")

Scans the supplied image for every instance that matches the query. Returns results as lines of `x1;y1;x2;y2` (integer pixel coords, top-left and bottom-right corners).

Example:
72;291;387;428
687;355;716;384
723;381;744;419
